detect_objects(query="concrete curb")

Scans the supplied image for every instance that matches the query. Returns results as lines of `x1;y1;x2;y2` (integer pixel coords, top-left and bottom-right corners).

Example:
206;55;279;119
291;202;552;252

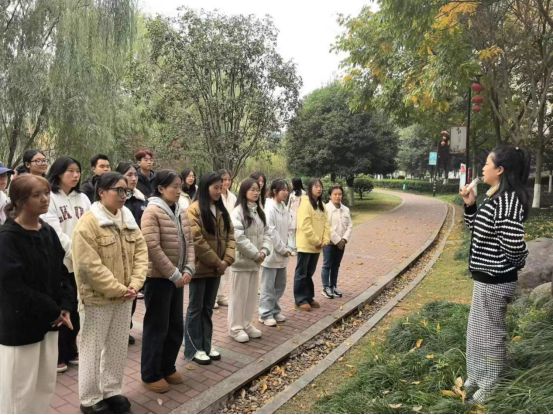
172;198;449;414
256;204;456;414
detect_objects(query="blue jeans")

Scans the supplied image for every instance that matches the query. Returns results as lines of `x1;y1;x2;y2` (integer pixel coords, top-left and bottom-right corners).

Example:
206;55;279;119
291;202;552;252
321;244;345;288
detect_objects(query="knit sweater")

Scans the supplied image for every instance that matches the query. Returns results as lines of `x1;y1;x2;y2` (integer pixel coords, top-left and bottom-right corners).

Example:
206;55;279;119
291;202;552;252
464;190;528;284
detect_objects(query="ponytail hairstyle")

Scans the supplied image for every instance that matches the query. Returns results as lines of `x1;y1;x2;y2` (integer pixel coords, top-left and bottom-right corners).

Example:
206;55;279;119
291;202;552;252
236;178;266;228
197;172;230;235
268;179;289;199
249;171;267;206
490;144;531;221
94;172;126;202
291;177;304;197
307;178;325;211
5;175;50;219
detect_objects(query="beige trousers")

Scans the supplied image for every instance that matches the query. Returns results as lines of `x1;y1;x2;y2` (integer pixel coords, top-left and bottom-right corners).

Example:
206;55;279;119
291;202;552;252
0;331;58;413
79;302;132;406
216;268;229;302
228;270;259;338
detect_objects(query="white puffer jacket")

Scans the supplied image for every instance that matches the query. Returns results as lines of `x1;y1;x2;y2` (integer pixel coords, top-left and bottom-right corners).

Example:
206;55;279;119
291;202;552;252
41;189;91;272
262;198;291;268
230;203;271;272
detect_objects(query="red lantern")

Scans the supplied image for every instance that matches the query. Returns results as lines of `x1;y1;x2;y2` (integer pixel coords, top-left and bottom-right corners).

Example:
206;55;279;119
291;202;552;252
472;104;481;112
471;82;483;93
472;95;484;104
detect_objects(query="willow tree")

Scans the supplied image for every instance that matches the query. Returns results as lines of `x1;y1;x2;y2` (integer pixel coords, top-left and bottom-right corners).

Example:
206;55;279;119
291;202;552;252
146;9;301;175
0;0;137;167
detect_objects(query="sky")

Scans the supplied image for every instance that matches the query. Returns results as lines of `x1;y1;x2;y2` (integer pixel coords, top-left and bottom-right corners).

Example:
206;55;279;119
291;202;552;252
138;0;374;97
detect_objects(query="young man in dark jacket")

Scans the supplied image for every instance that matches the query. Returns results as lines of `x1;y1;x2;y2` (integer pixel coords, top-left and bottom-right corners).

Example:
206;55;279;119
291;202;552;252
81;154;111;202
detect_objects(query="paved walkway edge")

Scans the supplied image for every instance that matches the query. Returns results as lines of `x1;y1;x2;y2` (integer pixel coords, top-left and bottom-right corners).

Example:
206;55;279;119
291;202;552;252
172;197;449;414
256;204;455;414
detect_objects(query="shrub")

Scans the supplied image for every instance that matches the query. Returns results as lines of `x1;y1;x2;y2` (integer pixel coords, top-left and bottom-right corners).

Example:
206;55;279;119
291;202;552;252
353;175;374;199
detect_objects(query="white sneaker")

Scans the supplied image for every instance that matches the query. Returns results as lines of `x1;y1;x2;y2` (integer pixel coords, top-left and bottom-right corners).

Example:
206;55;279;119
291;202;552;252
245;325;262;338
209;348;221;360
259;317;277;327
233;330;249;343
192;351;211;365
274;313;286;323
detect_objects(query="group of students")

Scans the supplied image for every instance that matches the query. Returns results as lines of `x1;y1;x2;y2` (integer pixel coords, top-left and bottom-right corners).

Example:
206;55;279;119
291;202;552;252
0;148;353;414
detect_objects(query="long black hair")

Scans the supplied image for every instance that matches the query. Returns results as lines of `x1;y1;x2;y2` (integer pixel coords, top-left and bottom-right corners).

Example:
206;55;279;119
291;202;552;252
249;171;267;206
490;144;531;220
181;168;197;199
115;161;134;175
236;178;266;228
95;172;126;202
197;171;230;235
307;178;325;211
291;177;304;197
47;156;82;194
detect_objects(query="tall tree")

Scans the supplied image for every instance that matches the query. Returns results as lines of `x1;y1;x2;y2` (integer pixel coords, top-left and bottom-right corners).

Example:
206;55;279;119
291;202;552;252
145;9;301;176
0;0;137;167
285;82;398;186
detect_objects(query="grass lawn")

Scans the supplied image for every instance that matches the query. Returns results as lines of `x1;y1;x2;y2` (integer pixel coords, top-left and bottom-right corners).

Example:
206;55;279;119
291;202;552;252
349;191;403;226
278;205;473;414
278;199;553;414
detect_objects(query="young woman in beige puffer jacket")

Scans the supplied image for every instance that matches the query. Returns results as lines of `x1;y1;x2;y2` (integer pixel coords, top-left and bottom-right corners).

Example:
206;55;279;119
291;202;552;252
140;170;195;394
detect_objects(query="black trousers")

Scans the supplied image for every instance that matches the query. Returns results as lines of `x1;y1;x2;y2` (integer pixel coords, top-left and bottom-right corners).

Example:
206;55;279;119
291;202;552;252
293;252;320;306
141;278;184;383
183;277;220;360
58;273;80;364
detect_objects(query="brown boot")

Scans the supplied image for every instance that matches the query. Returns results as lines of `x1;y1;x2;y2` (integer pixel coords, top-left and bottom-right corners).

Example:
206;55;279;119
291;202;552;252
143;378;170;393
165;371;184;385
297;303;312;311
310;300;321;309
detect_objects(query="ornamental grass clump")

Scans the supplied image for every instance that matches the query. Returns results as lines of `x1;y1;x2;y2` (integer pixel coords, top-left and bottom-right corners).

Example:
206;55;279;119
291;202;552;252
486;298;553;414
314;302;471;414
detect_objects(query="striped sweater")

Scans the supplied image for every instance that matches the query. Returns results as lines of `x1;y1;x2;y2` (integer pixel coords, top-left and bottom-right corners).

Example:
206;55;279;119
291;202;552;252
464;190;528;284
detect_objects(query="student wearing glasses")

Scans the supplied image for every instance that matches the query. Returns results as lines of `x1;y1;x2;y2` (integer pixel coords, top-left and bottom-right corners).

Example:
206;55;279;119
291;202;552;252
22;149;48;177
135;149;156;198
72;172;148;414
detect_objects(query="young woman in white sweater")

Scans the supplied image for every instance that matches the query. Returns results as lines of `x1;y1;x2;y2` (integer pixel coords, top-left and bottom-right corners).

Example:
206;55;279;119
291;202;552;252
228;178;271;342
42;156;91;373
259;179;292;326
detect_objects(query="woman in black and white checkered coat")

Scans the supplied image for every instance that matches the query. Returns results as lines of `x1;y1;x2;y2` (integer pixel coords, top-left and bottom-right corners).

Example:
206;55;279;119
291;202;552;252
459;144;530;405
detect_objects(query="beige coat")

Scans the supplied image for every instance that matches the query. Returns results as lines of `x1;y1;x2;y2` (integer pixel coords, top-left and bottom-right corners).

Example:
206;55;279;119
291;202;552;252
72;202;148;306
187;201;235;278
141;198;195;281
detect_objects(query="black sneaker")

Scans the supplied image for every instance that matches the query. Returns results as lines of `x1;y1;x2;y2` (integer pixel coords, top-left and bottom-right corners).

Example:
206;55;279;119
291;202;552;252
333;288;343;298
104;395;131;414
80;400;111;414
321;287;334;299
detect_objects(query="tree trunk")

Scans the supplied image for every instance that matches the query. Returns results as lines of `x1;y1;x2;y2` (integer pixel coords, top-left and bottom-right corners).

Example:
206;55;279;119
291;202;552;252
330;172;336;182
549;171;552;193
532;142;544;208
345;175;355;207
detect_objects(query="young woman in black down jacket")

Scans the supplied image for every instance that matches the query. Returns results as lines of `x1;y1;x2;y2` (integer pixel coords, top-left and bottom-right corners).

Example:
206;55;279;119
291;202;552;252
0;175;73;413
460;145;530;405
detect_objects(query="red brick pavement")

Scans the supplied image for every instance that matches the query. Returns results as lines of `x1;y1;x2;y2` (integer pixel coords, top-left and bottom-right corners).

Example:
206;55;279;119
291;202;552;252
50;191;446;414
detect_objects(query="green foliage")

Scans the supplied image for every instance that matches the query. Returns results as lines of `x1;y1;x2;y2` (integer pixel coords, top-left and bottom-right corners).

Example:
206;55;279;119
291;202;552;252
144;9;301;175
373;179;460;194
396;124;434;177
353;175;374;199
285;82;398;181
524;208;553;240
314;302;470;414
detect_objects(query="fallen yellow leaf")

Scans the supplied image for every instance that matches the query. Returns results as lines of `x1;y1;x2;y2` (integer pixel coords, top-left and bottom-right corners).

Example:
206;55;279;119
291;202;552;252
455;376;464;388
260;382;268;394
412;405;423;412
416;338;423;348
411;380;421;385
441;390;457;398
388;403;402;409
426;354;434;359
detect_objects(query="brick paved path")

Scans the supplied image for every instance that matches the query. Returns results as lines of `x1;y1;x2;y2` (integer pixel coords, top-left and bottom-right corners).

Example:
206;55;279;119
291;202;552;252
50;191;446;414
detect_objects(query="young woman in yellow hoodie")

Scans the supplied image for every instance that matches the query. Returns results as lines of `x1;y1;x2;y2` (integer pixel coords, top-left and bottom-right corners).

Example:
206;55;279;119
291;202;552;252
294;178;330;311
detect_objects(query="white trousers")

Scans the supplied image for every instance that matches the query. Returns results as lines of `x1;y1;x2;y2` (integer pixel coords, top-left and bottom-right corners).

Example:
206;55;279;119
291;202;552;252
217;268;229;302
228;270;259;338
79;302;132;406
0;331;58;413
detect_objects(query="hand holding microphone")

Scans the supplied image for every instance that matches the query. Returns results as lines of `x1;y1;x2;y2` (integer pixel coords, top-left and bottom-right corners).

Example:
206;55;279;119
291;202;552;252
459;177;480;206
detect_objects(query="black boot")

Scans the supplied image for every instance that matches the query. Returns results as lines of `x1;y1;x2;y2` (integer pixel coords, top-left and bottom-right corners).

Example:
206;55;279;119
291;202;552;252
105;395;131;414
80;400;110;414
